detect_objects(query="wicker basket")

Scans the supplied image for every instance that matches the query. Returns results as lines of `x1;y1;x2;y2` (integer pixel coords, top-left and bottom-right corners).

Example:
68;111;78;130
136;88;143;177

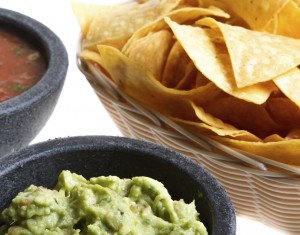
77;44;300;234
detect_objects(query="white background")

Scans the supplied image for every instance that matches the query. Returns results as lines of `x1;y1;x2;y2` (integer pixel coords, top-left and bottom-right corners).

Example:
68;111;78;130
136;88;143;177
0;0;288;234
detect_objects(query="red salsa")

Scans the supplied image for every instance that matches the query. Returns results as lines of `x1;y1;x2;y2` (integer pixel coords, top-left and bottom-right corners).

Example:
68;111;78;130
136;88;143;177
0;28;47;102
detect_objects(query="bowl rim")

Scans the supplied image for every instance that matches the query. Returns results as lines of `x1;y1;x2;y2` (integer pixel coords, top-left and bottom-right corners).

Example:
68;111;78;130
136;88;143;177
0;7;68;114
0;135;236;235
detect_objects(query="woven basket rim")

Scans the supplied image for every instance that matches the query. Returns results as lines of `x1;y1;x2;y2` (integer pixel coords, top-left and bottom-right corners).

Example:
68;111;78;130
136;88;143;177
77;38;300;184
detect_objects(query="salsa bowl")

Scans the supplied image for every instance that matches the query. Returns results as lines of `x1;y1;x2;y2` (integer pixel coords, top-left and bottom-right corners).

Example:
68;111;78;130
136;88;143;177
0;8;68;157
0;136;236;234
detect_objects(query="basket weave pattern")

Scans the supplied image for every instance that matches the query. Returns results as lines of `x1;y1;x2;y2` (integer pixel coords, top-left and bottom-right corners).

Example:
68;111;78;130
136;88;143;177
78;54;300;234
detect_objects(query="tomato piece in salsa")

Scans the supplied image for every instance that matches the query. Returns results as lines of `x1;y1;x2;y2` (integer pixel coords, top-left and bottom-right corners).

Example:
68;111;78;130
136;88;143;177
0;28;47;102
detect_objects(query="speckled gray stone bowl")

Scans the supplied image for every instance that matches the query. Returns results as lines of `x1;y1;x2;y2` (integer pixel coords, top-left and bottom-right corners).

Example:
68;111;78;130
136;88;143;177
0;136;236;235
0;8;68;157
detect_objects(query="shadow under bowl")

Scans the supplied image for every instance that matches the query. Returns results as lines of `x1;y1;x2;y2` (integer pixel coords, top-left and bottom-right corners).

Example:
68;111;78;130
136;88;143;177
0;8;68;157
0;136;236;235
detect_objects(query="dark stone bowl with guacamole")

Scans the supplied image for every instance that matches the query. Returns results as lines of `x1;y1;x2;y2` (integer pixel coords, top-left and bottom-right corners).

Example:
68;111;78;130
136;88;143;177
0;136;236;235
0;8;68;158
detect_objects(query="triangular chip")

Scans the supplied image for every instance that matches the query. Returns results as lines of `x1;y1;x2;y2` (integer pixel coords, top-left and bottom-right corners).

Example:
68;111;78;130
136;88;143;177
212;136;300;166
72;0;180;50
203;0;290;31
197;17;300;87
165;17;276;104
174;61;198;90
201;96;285;138
97;45;221;119
162;41;195;87
277;1;300;39
80;50;103;65
122;6;229;54
172;116;261;142
194;72;211;88
125;30;174;81
266;97;300;127
273;68;300;108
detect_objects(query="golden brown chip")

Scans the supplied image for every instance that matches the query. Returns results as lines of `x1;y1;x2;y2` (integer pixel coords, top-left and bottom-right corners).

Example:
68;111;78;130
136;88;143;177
201;96;284;138
194;71;211;88
201;0;290;31
171;116;261;141
266;97;300;127
277;1;300;38
263;17;278;34
198;0;232;14
80;50;103;65
122;6;230;54
212;136;300;166
72;0;180;50
174;62;198;90
166;17;277;104
162;41;210;90
197;17;300;88
273;68;300;108
178;0;201;7
97;45;221;119
125;30;174;81
263;134;285;142
161;41;195;88
201;0;300;38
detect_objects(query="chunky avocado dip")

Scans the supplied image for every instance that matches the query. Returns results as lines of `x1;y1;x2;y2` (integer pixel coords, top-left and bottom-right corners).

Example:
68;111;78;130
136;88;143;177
0;170;208;235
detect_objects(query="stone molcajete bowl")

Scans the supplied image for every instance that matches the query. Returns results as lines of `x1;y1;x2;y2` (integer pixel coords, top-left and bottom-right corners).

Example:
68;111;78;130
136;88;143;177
0;8;68;157
0;136;236;235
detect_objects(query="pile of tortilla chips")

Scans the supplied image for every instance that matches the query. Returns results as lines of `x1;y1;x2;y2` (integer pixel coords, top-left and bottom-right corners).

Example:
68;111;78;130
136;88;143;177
73;0;300;166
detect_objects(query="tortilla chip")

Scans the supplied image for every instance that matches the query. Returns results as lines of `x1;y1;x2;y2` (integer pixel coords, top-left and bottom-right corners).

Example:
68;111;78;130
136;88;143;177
266;97;300;127
194;71;211;88
122;6;230;54
72;0;180;50
80;50;103;65
162;44;209;90
192;102;237;130
197;17;300;88
198;0;232;14
263;134;285;142
125;30;174;81
189;102;261;141
172;116;261;141
277;1;300;38
203;0;290;31
71;1;100;36
166;17;276;104
273;68;300;108
174;62;198;90
201;96;285;138
162;41;189;87
97;45;221;119
212;136;300;166
263;17;278;34
161;41;195;88
178;0;200;7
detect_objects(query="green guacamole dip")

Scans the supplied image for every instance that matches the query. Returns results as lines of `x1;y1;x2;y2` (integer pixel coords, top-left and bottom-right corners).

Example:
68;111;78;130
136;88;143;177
0;170;208;235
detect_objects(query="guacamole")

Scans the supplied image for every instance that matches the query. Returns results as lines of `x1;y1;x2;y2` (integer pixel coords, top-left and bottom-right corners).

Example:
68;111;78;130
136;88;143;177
0;171;208;235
